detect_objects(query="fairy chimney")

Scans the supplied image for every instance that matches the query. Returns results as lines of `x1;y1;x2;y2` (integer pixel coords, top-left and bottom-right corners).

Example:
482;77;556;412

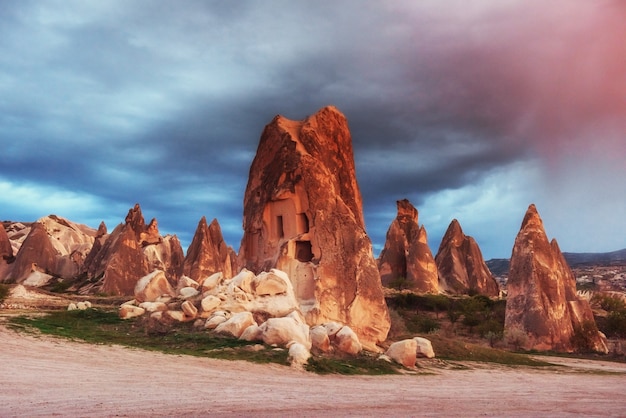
238;106;390;350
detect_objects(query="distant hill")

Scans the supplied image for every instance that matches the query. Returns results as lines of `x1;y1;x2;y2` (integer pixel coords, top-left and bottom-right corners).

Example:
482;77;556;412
562;248;626;266
486;248;626;276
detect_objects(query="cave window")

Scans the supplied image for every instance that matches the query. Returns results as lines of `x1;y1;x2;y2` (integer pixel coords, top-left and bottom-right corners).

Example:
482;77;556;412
297;213;309;234
276;215;284;239
295;240;313;262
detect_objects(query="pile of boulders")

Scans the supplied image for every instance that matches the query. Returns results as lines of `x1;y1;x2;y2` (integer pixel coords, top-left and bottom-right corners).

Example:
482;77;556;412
119;268;367;368
67;301;92;311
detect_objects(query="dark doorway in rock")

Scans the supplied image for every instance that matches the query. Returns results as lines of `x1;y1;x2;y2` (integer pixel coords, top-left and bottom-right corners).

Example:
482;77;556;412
295;240;313;262
276;215;284;239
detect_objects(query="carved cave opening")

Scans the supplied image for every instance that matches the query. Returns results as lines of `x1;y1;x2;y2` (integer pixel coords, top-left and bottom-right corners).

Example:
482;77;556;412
295;240;313;262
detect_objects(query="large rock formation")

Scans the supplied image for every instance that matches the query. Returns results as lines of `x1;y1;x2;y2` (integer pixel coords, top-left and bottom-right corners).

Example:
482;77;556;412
435;219;499;296
238;106;390;350
4;215;96;283
82;204;184;295
505;204;607;353
183;217;237;282
0;222;15;280
377;199;439;293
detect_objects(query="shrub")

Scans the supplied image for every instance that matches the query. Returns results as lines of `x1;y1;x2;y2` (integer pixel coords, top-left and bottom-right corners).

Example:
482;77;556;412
447;308;461;324
591;294;626;313
460;296;489;332
389;276;410;291
505;327;528;351
605;311;626;338
571;320;601;353
423;294;451;318
484;331;502;348
407;314;440;334
477;319;504;339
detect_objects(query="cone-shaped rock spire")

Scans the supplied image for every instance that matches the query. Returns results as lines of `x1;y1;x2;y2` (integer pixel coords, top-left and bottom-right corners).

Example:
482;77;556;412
505;204;607;353
435;219;499;296
377;199;439;293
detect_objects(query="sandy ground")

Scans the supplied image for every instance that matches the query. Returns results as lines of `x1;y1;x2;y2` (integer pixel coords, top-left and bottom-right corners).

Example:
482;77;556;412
1;325;625;417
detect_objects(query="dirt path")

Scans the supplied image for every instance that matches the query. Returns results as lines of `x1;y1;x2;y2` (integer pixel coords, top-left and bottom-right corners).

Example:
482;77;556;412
1;326;625;417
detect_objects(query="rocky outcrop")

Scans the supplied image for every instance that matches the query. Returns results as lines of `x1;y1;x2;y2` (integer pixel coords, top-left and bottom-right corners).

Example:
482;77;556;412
0;222;13;261
237;106;390;350
377;199;439;293
435;219;499;296
0;222;15;280
121;267;365;359
504;204;608;353
6;215;96;283
183;217;236;282
82;204;184;295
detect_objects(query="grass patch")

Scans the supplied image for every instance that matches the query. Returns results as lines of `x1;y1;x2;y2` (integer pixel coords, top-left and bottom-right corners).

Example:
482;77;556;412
8;309;288;364
306;354;401;375
9;309;403;374
427;334;555;367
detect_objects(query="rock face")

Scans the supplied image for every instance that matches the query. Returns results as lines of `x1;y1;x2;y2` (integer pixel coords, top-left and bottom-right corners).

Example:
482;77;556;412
238;106;390;350
504;204;608;353
183;217;237;282
5;215;96;283
82;204;184;295
0;222;15;280
377;199;439;293
435;219;499;296
0;222;13;261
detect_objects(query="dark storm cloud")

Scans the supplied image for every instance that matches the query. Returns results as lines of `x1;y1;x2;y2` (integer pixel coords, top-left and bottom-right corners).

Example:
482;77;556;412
1;0;624;257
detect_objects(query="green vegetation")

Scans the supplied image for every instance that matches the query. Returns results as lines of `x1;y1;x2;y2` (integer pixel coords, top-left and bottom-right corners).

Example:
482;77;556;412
427;334;553;367
8;309;403;374
306;354;400;375
593;293;626;339
0;283;9;303
9;309;287;363
387;293;505;341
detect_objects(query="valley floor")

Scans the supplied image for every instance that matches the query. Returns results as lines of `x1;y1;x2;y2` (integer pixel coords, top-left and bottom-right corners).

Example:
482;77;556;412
1;325;625;417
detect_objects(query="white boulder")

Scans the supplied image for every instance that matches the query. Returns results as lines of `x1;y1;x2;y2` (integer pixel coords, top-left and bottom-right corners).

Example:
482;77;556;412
259;312;311;349
200;295;221;316
178;287;200;299
335;326;362;355
215;312;257;338
253;269;290;296
414;337;435;358
205;314;228;330
135;270;176;303
386;339;418;367
164;310;186;322
200;272;224;292
119;305;146;319
181;300;198;318
310;326;332;353
138;301;168;313
239;324;263;342
228;269;255;294
288;342;311;369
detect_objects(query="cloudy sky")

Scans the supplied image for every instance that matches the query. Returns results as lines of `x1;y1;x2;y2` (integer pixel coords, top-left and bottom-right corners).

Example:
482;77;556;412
1;0;624;259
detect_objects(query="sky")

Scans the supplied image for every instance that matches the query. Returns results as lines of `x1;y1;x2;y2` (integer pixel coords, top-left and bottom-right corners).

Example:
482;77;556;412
1;0;625;260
